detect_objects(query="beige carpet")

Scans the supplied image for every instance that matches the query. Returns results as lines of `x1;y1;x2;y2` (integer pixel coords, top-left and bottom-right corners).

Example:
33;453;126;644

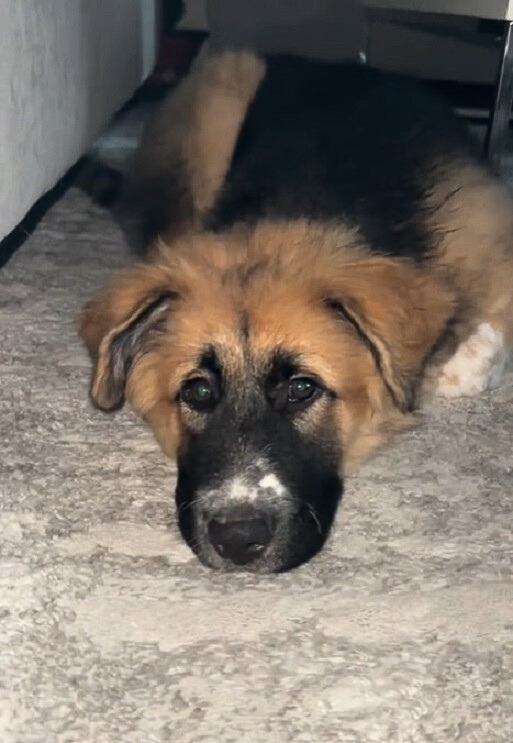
1;187;512;742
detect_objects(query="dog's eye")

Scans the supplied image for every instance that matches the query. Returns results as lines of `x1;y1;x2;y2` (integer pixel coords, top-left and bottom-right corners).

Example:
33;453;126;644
181;377;217;411
287;377;321;408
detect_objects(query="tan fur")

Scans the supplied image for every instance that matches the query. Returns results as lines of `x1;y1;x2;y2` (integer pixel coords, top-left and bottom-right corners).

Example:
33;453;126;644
133;50;265;241
426;156;513;348
80;262;180;356
80;220;457;471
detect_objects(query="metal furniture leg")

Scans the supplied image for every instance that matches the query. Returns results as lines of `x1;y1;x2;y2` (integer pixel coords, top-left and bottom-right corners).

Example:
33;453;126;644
485;21;513;169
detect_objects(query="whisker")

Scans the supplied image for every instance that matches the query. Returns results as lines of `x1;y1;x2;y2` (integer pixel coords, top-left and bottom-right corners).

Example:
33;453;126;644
176;495;203;516
187;536;203;552
306;503;323;536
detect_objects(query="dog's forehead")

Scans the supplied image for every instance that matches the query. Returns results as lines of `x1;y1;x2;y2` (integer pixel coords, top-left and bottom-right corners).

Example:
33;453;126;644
164;278;362;392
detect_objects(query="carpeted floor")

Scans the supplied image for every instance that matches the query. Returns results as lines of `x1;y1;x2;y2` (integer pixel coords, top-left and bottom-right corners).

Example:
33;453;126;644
1;174;513;741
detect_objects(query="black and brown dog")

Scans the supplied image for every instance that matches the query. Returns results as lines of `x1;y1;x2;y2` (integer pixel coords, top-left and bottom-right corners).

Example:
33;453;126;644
80;52;513;572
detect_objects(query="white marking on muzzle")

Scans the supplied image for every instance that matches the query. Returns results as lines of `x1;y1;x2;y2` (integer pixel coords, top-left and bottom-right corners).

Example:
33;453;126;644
227;476;258;503
258;473;286;496
200;468;289;510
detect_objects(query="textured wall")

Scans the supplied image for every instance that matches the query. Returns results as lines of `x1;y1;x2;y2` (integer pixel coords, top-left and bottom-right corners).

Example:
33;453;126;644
0;0;152;240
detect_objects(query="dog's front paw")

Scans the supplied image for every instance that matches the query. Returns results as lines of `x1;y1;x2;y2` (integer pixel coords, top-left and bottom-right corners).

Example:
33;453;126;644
436;323;508;398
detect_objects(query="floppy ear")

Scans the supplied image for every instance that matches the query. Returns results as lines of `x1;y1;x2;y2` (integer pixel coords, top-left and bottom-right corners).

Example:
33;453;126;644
324;257;456;412
79;265;177;411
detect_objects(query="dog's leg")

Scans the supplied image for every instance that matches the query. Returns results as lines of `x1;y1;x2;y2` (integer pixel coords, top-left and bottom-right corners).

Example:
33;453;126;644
436;322;510;397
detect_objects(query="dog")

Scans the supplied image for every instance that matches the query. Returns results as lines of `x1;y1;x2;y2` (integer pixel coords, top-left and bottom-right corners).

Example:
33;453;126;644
79;51;513;573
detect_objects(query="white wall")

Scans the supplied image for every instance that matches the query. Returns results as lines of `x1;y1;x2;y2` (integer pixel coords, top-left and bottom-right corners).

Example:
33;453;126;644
0;0;156;240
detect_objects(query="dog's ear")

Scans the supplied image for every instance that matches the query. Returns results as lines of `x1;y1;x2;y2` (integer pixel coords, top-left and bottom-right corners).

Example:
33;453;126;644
323;258;456;411
79;265;178;411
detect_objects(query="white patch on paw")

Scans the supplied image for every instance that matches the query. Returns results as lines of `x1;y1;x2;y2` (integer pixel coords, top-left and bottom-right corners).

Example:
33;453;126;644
436;323;508;398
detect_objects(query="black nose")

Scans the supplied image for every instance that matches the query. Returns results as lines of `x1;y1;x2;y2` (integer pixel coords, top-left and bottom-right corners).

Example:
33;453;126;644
208;512;274;565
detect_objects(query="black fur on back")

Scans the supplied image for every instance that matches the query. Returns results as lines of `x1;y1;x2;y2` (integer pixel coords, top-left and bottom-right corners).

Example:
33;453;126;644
207;56;477;261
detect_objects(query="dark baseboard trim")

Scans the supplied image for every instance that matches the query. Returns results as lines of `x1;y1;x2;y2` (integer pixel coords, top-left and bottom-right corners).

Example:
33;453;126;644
0;79;163;270
0;158;87;270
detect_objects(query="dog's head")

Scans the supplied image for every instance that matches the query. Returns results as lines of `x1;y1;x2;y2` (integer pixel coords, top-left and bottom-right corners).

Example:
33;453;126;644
79;222;454;572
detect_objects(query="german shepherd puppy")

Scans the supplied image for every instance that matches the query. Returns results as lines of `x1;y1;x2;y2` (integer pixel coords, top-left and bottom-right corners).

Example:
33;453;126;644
80;52;513;572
